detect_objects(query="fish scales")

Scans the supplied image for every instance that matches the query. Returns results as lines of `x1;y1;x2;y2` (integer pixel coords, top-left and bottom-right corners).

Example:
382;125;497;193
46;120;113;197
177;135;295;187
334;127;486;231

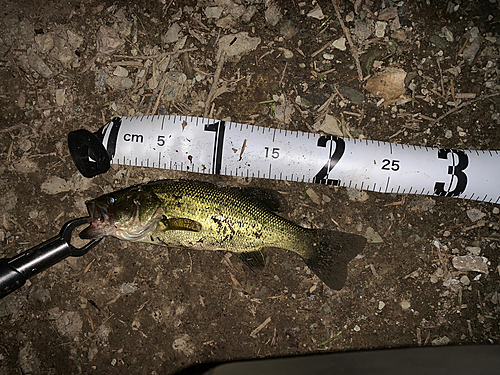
150;182;307;255
80;180;367;289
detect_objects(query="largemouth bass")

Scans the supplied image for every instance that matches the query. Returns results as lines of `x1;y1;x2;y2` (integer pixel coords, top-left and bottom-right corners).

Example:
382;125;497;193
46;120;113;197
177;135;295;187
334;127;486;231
80;180;366;289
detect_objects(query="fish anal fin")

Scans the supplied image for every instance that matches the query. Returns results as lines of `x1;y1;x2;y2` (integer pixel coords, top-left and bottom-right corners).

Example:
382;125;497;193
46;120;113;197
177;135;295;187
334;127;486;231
161;216;202;232
235;249;268;271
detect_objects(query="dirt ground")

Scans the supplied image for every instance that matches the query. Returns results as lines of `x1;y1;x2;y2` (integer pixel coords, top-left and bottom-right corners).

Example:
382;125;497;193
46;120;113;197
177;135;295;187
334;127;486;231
1;0;499;374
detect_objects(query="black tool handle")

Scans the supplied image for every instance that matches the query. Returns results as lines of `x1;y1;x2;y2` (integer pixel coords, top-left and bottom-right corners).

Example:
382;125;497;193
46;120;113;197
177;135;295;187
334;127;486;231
0;217;101;299
0;236;72;298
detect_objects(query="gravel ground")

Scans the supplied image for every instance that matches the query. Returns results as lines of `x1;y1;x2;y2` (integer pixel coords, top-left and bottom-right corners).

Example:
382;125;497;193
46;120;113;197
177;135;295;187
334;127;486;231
0;1;499;374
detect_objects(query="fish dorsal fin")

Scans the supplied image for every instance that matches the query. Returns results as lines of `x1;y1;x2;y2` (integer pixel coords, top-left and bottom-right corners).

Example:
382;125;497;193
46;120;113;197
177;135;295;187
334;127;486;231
235;249;268;271
229;187;286;213
161;216;202;232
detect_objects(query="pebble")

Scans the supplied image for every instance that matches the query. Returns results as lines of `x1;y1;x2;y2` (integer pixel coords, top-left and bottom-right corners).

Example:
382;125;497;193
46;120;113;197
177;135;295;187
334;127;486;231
452;255;489;274
400;300;411;310
378;301;385;310
307;4;325;20
55;311;83;337
96;25;125;55
466;208;486;222
27;48;53;78
113;65;128;77
205;6;223;19
323;53;334;60
365;67;407;101
332;37;346;51
346;188;370;202
217;32;261;60
305;188;321;205
466;246;481;256
431;336;450;346
163;22;181;44
445;129;452;138
35;34;54;53
460;275;471;286
364;227;383;244
353;325;361;332
354;19;372;41
493;207;500;214
375;21;387;38
55;88;65;106
265;3;282;26
120;283;139;294
313;114;342;137
67;30;83;49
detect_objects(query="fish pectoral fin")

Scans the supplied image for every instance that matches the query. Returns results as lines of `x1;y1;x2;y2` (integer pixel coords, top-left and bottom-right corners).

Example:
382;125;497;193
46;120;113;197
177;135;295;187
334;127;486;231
160;216;202;232
235;249;268;271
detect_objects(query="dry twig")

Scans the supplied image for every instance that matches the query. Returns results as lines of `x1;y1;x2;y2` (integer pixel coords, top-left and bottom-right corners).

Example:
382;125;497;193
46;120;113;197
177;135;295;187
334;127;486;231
331;0;363;82
204;50;226;118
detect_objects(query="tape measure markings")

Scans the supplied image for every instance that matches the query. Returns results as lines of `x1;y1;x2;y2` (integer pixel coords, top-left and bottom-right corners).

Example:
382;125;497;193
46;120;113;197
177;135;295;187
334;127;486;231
91;115;500;203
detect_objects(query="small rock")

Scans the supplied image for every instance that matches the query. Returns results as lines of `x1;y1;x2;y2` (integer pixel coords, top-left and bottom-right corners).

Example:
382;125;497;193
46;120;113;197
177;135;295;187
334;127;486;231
217;32;261;61
445;129;452;138
120;282;139;294
307;4;325;20
440;26;454;42
41;176;69;194
493;207;500;215
375;21;387;38
172;334;194;356
409;196;436;212
113;65;128;77
400;300;411;310
35;34;54;53
354;19;372;41
19;342;40;375
463;27;482;65
365;67;407;101
332;37;346;51
466;208;485;222
55;311;83;337
346;188;369;202
265;3;282;26
353;325;361;332
466;246;481;256
460;275;471;286
163;22;181;44
338;86;364;105
67;30;84;48
313;114;342;137
378;301;386;310
365;227;383;244
278;47;293;59
55;88;65;106
241;5;257;23
96;25;125;55
452;255;489;274
27;48;53;78
305;188;321;205
431;336;450;346
205;6;223;19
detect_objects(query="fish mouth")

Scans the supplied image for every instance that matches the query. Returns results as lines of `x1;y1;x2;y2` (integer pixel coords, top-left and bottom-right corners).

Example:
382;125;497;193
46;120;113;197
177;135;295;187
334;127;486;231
79;201;112;239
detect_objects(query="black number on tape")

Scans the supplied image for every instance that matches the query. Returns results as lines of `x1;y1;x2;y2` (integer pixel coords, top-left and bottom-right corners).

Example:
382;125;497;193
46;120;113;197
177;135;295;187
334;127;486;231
313;136;345;185
434;149;469;197
204;121;226;175
381;159;400;171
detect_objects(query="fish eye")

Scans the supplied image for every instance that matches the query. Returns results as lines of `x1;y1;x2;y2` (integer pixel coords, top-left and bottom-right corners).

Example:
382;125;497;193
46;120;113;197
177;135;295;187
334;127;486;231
107;196;117;205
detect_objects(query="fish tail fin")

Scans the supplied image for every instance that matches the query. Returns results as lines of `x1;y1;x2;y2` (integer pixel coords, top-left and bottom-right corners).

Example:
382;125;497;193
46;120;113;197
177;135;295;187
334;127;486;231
300;229;366;290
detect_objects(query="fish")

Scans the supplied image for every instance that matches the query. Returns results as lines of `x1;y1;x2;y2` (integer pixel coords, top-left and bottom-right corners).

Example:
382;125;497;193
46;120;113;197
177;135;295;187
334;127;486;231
80;180;367;290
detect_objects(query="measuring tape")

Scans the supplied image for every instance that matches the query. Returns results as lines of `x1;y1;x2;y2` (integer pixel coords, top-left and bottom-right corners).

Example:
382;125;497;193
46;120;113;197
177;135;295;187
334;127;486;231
68;115;500;203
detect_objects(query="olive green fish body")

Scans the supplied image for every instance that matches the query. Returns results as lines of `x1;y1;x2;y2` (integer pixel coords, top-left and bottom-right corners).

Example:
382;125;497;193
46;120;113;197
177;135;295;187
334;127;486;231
147;182;309;256
81;180;367;289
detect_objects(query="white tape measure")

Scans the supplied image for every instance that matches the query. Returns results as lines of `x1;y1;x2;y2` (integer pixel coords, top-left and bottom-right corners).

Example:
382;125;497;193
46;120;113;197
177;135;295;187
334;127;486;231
68;115;500;203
